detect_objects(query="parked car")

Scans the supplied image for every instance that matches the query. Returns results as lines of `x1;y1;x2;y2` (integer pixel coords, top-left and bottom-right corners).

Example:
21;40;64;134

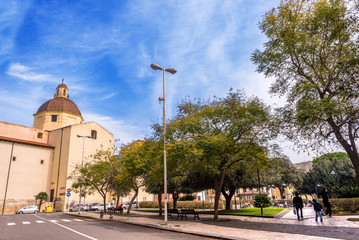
69;204;89;212
122;201;139;209
92;203;112;211
16;205;39;214
89;203;100;211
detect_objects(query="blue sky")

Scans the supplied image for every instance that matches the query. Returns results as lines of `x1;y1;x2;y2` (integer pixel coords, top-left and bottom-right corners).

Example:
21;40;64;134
0;0;320;162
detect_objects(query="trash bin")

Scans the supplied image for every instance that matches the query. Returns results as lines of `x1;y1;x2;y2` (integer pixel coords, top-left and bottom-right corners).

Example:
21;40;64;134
45;206;53;213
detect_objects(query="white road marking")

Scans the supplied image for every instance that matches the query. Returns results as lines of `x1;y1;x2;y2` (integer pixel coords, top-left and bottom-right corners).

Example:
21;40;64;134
35;215;97;240
73;219;84;222
62;219;71;222
36;220;45;223
22;222;31;224
49;220;58;223
7;223;15;226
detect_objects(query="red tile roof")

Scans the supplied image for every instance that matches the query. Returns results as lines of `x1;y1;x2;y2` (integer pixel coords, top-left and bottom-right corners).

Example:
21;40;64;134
0;136;54;148
35;97;82;116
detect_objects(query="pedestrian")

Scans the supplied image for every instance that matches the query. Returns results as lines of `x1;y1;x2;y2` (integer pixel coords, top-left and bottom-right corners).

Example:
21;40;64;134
117;204;123;214
312;199;323;222
293;192;303;220
322;188;332;217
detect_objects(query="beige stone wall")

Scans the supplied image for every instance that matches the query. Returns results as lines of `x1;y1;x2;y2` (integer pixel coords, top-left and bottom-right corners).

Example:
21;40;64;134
33;111;82;131
0;121;48;143
48;122;114;211
0;140;53;213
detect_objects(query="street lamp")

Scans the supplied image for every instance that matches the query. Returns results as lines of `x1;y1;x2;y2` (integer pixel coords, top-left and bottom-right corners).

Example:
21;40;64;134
77;134;92;215
150;63;177;223
315;184;320;199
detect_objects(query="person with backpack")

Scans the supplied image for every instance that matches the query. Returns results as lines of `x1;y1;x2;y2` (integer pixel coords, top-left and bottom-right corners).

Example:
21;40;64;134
293;192;304;220
312;199;323;222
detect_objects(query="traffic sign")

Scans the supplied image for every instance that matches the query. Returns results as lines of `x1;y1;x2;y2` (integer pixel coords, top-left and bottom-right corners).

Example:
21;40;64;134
66;192;71;197
67;188;71;193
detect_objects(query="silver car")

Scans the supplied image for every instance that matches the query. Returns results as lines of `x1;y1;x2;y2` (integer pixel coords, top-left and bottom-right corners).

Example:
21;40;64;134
16;205;39;214
69;204;89;212
122;202;138;209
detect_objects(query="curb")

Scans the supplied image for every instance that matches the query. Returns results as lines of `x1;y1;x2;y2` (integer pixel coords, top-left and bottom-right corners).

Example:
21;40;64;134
63;212;244;240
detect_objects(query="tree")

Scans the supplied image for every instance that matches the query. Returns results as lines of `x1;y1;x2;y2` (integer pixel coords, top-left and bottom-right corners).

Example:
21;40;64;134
70;149;116;213
252;0;359;185
299;152;356;195
36;192;48;211
263;157;302;199
169;90;272;219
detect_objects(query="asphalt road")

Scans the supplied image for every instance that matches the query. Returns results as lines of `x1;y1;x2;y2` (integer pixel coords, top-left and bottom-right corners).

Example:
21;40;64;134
0;213;212;240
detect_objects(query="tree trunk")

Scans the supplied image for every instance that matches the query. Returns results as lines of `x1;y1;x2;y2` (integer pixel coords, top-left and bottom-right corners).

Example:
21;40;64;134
279;187;285;199
158;192;163;216
103;194;107;213
172;192;179;209
127;188;139;214
213;171;226;219
221;187;235;210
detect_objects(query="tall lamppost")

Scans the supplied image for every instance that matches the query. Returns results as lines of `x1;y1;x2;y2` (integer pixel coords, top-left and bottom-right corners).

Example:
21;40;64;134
77;134;92;215
330;170;339;185
150;63;177;223
315;184;320;199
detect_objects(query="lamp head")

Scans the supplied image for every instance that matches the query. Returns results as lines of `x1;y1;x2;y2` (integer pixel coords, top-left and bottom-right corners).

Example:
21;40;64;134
151;64;163;71
165;68;177;74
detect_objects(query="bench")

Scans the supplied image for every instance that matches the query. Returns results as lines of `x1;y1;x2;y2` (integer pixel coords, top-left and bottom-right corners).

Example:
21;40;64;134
167;209;181;218
180;209;200;220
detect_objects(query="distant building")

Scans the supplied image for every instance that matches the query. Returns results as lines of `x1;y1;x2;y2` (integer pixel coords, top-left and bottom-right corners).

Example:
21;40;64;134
1;83;114;213
294;161;313;172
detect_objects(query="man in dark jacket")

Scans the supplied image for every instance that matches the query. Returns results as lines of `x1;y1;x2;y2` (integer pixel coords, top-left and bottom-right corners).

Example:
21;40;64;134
322;188;332;217
293;192;304;220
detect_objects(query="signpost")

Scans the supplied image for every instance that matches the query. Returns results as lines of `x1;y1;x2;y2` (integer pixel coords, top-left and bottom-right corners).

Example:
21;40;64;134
66;189;71;210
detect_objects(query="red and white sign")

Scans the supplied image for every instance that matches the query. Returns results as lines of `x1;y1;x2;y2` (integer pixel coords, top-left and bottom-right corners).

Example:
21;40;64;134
67;188;71;193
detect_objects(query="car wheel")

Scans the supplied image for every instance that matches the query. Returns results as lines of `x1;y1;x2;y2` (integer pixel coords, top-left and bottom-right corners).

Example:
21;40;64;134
34;210;38;214
19;211;23;214
80;208;84;212
69;209;72;212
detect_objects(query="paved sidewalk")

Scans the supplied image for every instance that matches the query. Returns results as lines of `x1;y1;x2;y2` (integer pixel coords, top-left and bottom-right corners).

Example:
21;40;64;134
65;207;359;240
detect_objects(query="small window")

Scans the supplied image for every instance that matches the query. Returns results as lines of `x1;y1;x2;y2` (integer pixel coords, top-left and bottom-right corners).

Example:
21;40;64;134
63;89;66;96
12;156;16;161
40;160;44;164
51;115;58;122
91;130;97;139
37;132;43;139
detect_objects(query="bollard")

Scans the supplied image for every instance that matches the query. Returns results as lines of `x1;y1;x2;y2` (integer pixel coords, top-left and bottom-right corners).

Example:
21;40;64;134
110;211;113;219
100;211;104;219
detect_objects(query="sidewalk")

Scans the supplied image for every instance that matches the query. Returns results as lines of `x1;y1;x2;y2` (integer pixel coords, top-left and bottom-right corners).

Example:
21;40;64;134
65;207;359;240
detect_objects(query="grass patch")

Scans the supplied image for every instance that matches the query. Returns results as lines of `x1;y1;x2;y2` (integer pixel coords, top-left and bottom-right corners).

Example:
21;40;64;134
202;218;231;222
347;218;359;221
220;207;285;217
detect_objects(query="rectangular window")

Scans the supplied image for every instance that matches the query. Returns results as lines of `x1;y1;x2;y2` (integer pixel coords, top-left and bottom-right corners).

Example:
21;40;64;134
51;115;58;122
40;160;44;164
91;130;97;139
12;156;16;161
37;132;43;139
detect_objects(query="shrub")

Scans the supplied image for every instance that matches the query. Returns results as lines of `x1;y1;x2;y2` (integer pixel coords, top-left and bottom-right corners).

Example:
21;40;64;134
254;194;272;207
178;194;196;201
139;200;222;209
330;198;359;214
336;186;359;198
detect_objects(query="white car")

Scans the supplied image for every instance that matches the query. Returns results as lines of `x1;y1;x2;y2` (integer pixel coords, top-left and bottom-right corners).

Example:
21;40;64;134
16;205;39;214
92;203;112;211
122;202;139;209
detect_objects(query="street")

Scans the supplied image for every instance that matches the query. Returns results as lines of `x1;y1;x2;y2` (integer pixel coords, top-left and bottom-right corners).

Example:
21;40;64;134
0;213;212;240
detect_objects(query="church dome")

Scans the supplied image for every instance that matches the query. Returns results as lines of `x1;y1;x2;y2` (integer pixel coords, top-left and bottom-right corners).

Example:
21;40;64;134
36;97;82;117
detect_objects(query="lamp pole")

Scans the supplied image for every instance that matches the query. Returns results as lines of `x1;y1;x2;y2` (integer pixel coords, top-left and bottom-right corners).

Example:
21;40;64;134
330;170;339;185
151;64;177;223
77;134;92;215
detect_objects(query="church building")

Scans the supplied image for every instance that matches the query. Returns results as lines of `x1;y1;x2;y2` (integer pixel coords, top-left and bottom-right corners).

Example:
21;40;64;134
0;83;114;213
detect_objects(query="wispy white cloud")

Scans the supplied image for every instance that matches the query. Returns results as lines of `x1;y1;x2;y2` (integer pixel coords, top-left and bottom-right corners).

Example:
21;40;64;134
7;63;58;83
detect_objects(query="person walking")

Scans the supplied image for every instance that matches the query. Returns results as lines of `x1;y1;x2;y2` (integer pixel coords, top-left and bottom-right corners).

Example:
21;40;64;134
313;199;323;222
322;188;332;217
293;192;304;220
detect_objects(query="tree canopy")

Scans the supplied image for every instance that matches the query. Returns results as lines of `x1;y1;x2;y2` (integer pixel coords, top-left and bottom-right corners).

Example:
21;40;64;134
252;0;359;185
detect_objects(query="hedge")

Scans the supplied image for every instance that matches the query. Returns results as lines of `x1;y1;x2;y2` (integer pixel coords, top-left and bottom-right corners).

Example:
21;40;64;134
139;200;224;209
328;198;359;214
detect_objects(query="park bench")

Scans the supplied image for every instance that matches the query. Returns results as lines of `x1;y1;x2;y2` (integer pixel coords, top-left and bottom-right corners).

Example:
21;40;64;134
180;209;200;220
167;209;181;218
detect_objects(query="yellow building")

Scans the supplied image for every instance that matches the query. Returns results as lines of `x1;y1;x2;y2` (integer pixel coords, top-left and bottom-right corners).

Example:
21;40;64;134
0;83;114;214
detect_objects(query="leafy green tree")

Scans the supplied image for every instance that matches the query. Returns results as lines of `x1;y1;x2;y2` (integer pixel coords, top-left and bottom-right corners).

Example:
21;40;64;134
70;149;116;212
36;192;48;211
252;0;359;185
169;90;272;219
299;152;356;195
254;194;272;208
262;157;302;199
